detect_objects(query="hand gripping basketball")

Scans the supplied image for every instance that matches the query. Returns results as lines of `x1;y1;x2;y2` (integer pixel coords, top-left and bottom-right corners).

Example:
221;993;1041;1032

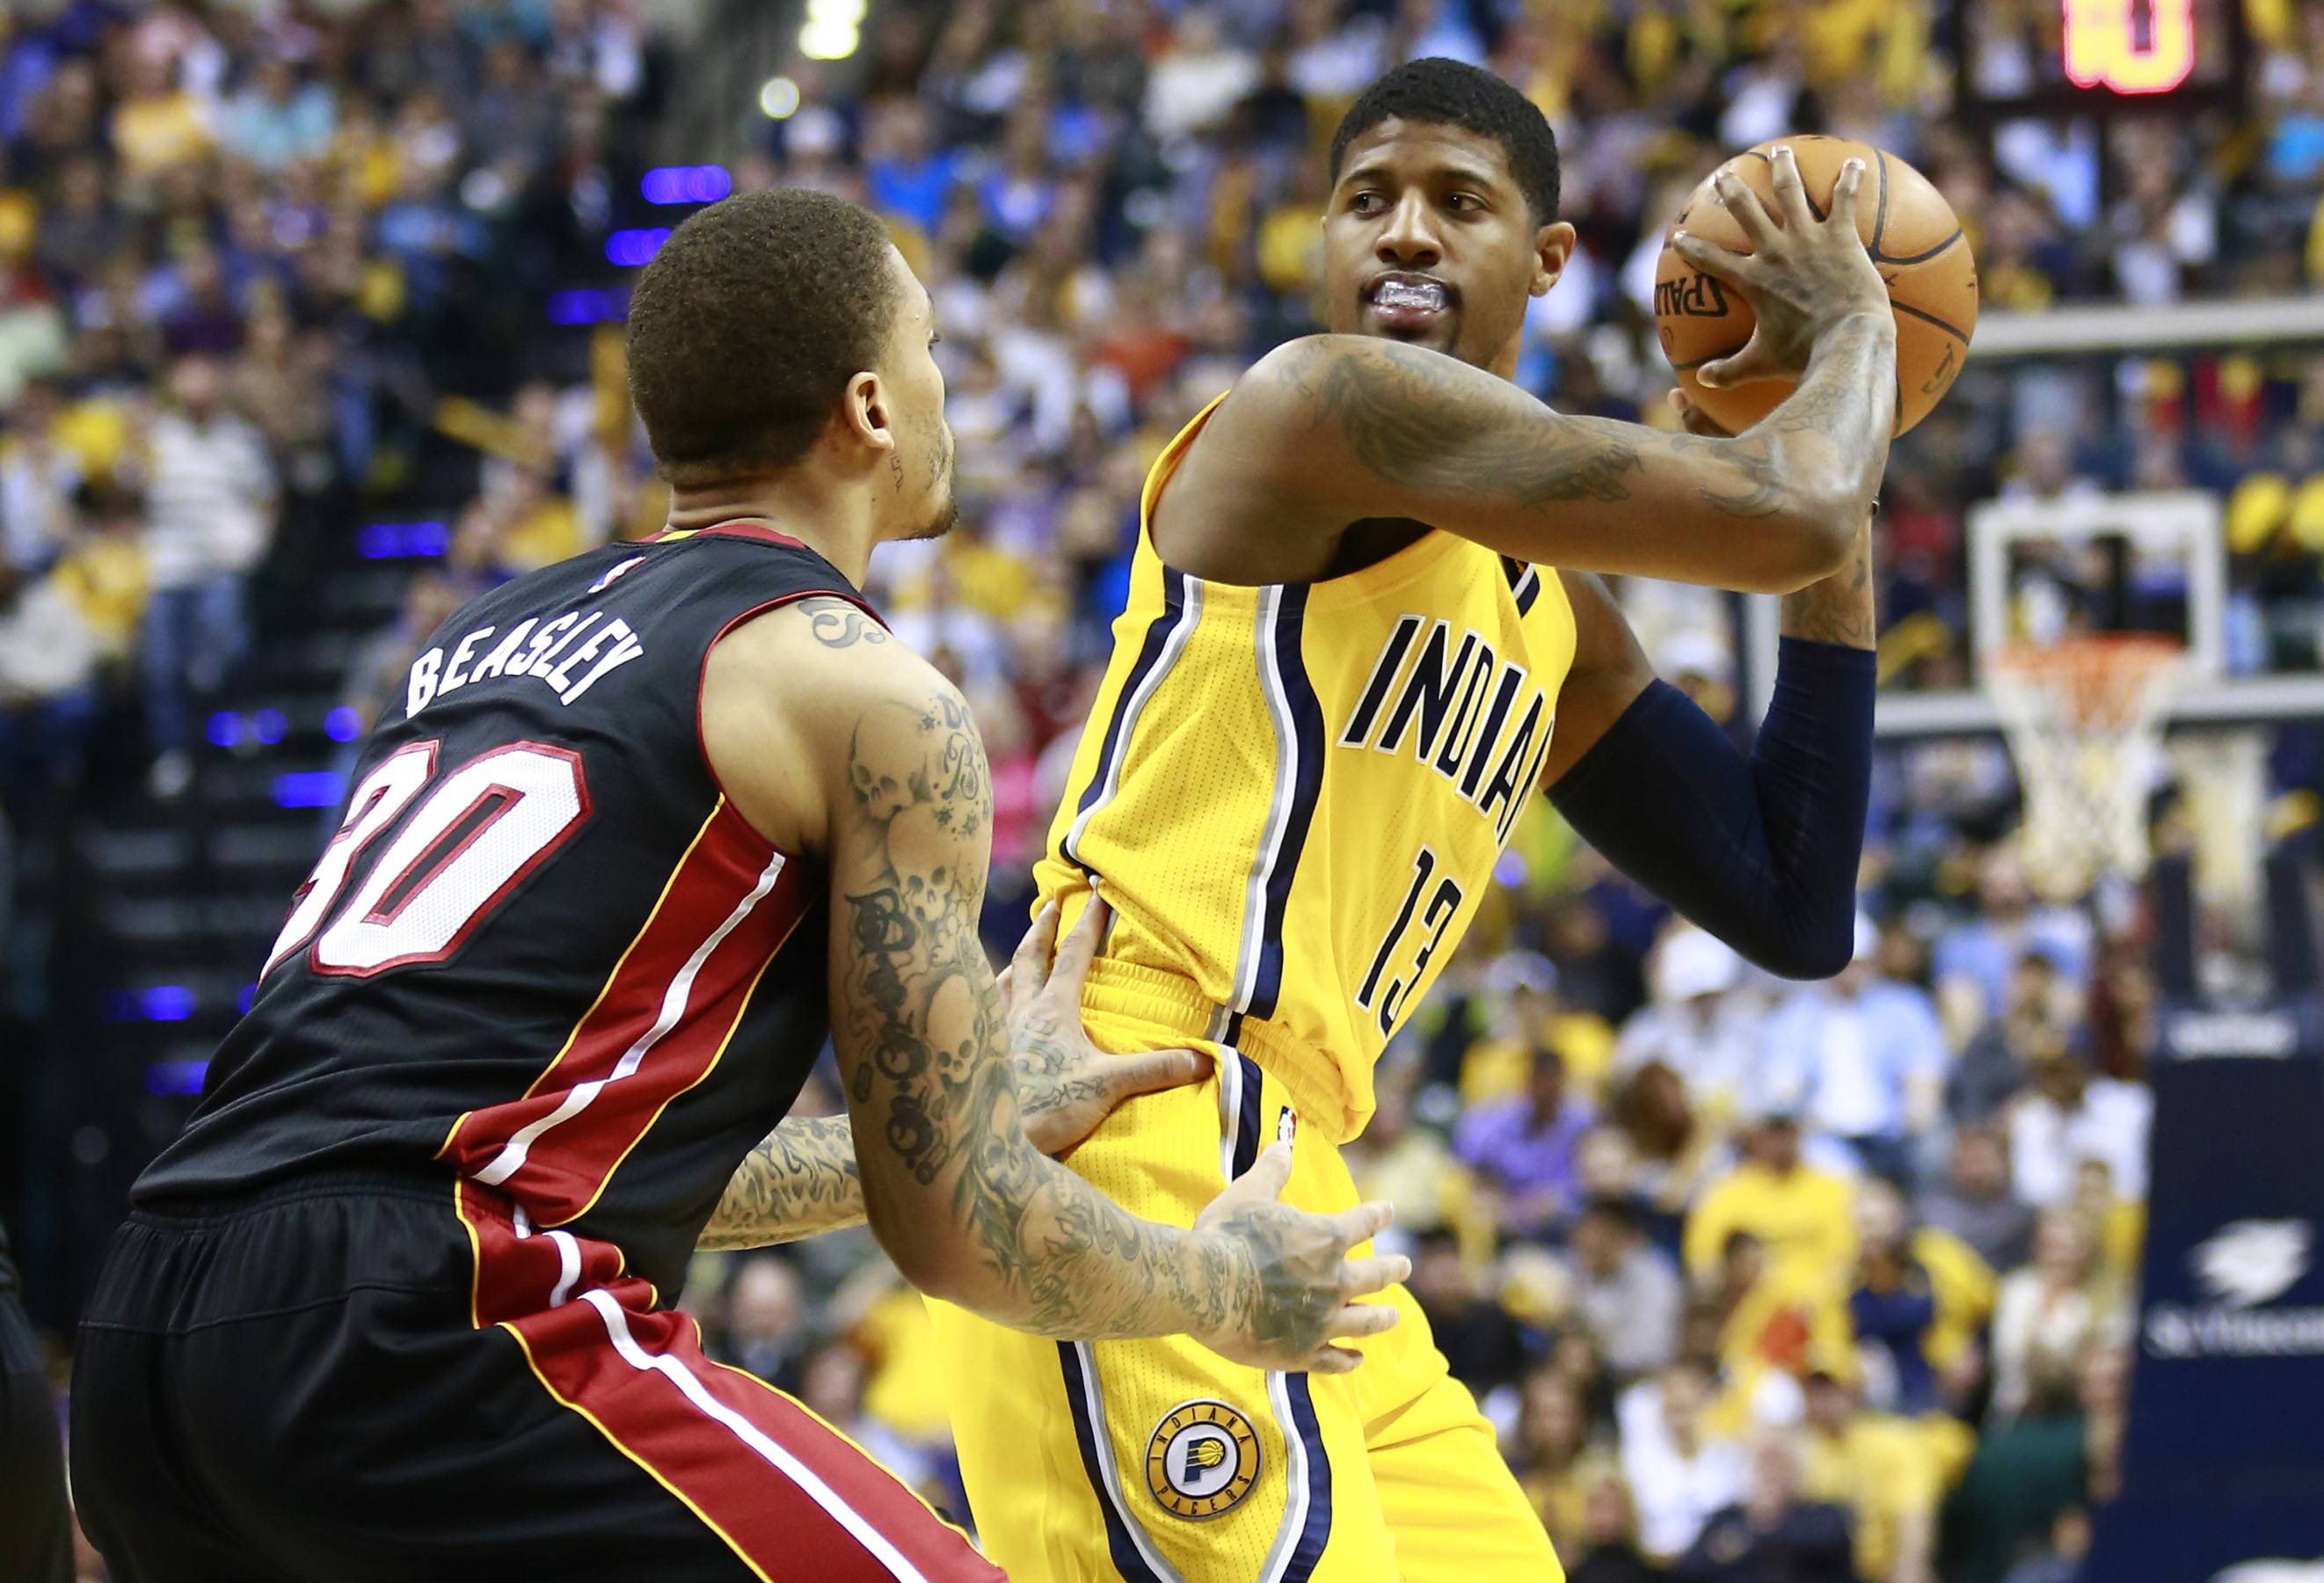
1668;145;1891;393
1191;1142;1408;1375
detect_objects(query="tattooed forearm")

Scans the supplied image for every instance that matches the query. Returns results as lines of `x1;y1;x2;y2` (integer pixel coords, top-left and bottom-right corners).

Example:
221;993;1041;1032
1286;336;1645;508
1780;512;1876;649
699;1113;864;1248
827;680;1311;1350
804;597;888;652
1275;325;1893;573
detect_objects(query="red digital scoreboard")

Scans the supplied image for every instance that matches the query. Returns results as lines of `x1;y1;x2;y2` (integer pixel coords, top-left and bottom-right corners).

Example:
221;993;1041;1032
1955;0;2247;116
2063;0;2196;95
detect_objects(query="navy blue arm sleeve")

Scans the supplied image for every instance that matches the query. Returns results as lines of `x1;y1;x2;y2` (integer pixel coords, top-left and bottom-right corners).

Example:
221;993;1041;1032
1548;638;1876;980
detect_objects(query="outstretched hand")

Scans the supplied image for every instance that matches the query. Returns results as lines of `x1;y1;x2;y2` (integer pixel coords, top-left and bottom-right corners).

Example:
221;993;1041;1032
1001;895;1210;1157
1193;1142;1406;1374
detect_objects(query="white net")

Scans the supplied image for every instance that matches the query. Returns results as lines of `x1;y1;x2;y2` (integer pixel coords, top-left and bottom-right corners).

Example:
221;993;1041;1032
1985;637;2186;901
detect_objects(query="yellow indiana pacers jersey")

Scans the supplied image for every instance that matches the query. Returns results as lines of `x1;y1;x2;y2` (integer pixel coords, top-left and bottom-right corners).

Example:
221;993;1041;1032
1033;396;1577;1143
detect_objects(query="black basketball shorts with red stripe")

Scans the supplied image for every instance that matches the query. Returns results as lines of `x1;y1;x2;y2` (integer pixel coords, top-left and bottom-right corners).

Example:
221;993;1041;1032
71;1169;1002;1583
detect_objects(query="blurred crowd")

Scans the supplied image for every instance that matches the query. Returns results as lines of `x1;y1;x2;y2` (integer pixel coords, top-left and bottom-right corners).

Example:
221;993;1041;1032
0;0;665;833
6;0;2324;1579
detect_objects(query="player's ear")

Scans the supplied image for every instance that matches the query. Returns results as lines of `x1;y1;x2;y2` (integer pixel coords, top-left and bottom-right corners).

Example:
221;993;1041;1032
1531;222;1577;297
842;369;896;456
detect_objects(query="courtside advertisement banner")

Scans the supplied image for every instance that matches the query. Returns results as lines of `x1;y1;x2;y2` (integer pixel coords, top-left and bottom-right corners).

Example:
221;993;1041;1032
2088;996;2324;1581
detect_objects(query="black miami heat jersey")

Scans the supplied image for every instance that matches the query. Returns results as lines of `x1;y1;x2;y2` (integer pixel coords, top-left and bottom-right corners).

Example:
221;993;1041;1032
137;522;862;1297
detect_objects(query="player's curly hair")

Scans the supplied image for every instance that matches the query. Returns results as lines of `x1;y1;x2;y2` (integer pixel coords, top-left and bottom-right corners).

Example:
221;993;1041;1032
1327;59;1562;226
626;188;900;485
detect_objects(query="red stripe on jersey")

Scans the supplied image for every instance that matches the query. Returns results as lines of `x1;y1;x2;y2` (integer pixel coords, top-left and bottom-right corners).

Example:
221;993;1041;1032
457;1182;999;1582
439;797;812;1224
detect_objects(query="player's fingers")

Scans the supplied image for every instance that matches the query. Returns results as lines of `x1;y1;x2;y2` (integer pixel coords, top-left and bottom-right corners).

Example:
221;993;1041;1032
1826;157;1868;236
1327;1302;1401;1340
1337;1256;1411;1300
1712;166;1780;251
1047;892;1111;987
1767;144;1815;230
1103;1047;1213;1102
1669;387;1733;438
1226;1140;1293;1199
1697;338;1790;390
1330;1198;1395;1250
1670;230;1759;290
1302;1346;1367;1375
1009;900;1060;998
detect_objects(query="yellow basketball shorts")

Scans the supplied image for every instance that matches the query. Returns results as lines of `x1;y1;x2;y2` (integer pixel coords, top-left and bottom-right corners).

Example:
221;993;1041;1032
928;974;1562;1582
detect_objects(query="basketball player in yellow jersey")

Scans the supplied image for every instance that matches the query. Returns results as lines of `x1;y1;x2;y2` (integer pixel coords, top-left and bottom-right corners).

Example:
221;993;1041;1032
930;58;1900;1583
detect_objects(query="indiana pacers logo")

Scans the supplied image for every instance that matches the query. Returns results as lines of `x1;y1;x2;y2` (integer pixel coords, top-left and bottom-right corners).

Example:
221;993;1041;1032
1145;1399;1260;1520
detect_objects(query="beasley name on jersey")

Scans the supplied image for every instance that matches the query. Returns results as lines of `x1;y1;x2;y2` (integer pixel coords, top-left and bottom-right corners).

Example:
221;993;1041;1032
405;557;651;717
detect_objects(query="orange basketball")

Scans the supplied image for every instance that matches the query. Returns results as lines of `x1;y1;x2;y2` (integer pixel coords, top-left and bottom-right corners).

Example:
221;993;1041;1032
1653;135;1977;436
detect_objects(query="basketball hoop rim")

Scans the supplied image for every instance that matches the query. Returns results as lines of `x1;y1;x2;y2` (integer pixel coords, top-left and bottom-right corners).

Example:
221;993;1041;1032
1985;634;2186;732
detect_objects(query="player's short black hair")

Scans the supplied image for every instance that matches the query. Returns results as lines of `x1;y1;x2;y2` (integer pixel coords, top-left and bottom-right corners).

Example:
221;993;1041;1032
626;188;901;485
1327;59;1561;225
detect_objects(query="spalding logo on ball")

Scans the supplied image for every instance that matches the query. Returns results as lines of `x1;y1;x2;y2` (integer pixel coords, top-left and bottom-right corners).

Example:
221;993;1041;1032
1653;135;1978;436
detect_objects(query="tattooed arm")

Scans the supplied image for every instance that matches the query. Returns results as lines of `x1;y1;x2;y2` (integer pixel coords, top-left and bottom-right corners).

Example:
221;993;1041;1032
1194;150;1896;595
699;606;1407;1367
698;931;1209;1250
698;1113;863;1248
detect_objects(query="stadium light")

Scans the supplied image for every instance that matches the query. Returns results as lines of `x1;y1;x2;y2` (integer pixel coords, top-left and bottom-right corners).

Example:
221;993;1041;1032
758;76;801;120
798;21;860;60
273;770;347;809
605;227;673;267
799;0;863;62
641;164;732;206
145;1060;210;1095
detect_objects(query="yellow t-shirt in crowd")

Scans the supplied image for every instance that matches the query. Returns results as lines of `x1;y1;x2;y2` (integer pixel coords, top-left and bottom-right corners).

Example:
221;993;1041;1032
1685;1162;1857;1287
1799;1412;1940;1581
113;92;214;179
1457;1011;1616;1106
1913;1224;1998;1371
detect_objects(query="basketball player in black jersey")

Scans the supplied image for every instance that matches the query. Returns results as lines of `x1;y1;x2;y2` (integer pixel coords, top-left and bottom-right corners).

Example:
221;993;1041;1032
70;190;1408;1582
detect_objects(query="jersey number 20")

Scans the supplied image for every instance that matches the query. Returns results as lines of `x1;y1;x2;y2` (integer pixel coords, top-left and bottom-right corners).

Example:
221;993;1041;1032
264;740;591;979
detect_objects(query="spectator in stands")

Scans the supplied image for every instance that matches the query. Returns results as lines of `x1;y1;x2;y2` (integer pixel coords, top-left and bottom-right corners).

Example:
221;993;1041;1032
1765;913;1949;1179
1844;1179;1945;1416
1408;1229;1530;1397
1454;950;1614;1105
1622;1360;1745;1565
1683;1111;1856;1293
1920;1124;2037;1272
1989;1210;2124;1423
1797;1369;1941;1583
137;352;274;798
1672;1430;1854;1583
1614;926;1761;1124
1940;1368;2097;1583
1933;847;2093;1040
1509;1367;1595;1556
0;379;77;571
0;544;98;804
711;1254;809;1397
1608;1061;1718;1246
1456;1041;1594;1239
1948;949;2070;1127
1570;1198;1684;1382
1563;1471;1665;1583
2007;1043;2153;1209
